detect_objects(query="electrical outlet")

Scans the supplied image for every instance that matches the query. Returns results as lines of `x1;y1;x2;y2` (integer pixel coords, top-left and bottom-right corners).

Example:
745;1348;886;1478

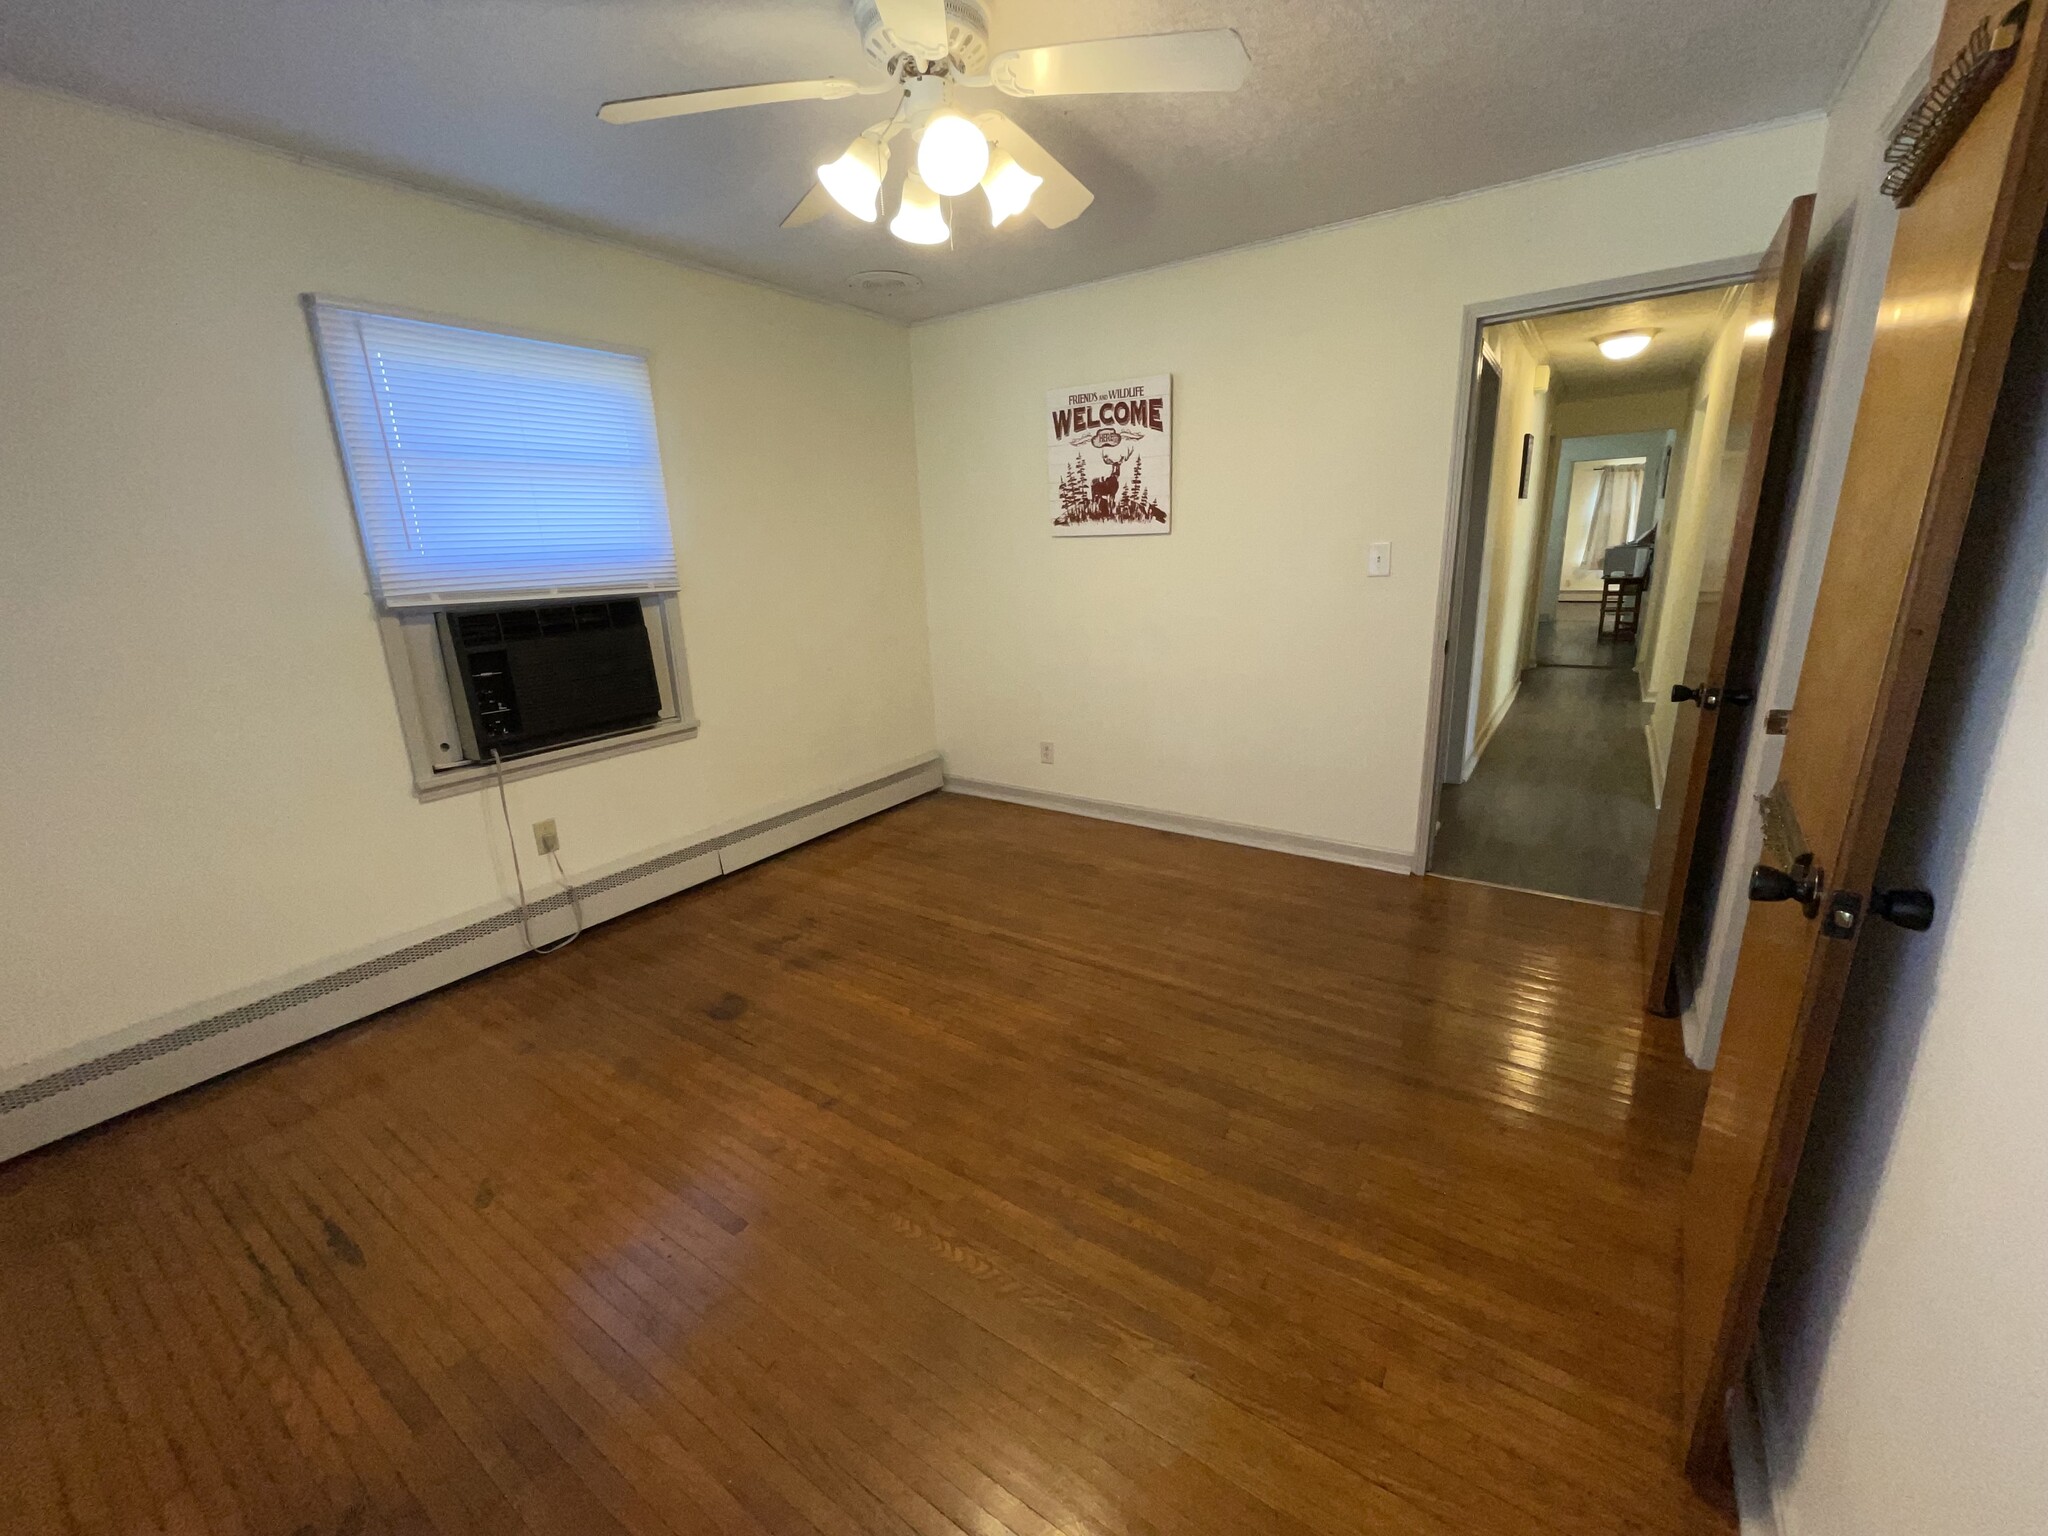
1039;741;1055;765
533;819;559;855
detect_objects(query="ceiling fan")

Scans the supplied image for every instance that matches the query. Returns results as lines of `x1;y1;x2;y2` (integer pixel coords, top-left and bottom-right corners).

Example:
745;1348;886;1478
597;0;1251;247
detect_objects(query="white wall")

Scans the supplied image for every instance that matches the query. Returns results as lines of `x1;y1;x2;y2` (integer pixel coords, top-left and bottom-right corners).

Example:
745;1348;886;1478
1749;148;2048;1532
1639;292;1750;791
1687;0;1939;1062
910;119;1824;863
1467;324;1553;763
1551;385;1694;441
0;83;936;1079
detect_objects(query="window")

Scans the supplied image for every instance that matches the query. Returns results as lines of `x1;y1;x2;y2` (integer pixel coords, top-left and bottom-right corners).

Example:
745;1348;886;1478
308;298;695;796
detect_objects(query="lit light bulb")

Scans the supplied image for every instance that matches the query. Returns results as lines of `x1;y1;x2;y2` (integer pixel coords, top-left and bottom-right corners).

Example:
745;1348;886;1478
980;149;1043;227
1597;331;1654;361
817;134;889;222
890;173;950;245
917;112;990;197
1745;318;1776;341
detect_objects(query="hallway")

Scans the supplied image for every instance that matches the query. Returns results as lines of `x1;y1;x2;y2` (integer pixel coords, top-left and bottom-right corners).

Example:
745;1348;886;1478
1433;622;1658;905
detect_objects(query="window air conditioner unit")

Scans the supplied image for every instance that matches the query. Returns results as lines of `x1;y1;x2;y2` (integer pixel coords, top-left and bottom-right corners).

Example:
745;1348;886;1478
440;599;663;761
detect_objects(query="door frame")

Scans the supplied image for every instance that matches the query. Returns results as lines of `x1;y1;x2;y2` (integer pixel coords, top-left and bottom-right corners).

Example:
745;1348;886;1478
1414;254;1764;874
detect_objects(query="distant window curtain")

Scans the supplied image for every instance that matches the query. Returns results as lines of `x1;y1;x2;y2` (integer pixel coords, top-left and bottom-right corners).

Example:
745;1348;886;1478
1574;463;1645;571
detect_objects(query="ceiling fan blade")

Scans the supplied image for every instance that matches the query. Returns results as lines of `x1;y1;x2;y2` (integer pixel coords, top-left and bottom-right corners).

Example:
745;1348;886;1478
990;29;1250;97
975;112;1093;229
872;0;952;60
599;77;862;125
782;180;835;229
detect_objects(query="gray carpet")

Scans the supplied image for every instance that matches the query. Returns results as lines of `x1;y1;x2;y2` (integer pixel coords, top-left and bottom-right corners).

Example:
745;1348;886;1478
1432;655;1658;907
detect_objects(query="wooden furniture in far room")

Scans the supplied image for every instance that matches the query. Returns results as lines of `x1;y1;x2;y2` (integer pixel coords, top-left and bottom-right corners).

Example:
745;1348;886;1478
1599;571;1646;639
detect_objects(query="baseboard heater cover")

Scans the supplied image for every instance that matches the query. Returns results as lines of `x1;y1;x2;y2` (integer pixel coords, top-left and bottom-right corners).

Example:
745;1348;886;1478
0;758;942;1162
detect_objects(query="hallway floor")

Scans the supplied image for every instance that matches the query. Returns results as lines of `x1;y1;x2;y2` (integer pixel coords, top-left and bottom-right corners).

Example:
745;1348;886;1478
1532;601;1636;669
1433;620;1658;906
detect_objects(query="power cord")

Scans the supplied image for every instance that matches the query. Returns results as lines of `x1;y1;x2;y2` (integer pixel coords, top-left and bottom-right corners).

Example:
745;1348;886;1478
490;750;584;955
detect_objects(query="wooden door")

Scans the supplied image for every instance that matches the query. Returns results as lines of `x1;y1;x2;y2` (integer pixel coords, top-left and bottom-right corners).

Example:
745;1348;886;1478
1680;0;2048;1482
1639;198;1814;1014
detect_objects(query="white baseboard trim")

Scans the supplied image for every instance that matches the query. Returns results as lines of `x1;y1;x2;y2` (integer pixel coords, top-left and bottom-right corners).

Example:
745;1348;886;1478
1646;715;1668;808
0;757;944;1164
943;778;1413;874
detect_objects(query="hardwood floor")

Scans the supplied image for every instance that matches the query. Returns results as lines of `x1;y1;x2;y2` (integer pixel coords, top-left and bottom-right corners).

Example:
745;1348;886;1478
0;791;1727;1535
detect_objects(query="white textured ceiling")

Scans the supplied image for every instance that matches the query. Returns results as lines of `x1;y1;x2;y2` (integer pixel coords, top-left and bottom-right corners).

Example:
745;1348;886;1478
1526;284;1744;396
0;0;1878;320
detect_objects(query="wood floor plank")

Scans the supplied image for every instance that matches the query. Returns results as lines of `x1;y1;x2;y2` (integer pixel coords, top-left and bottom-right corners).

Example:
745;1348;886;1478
0;793;1729;1534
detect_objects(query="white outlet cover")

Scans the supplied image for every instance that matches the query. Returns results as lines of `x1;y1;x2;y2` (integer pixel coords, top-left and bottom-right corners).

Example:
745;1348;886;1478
1368;541;1393;577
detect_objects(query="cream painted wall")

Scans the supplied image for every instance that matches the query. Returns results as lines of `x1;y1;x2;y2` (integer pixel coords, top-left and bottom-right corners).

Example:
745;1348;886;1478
1687;0;1936;1064
1469;324;1553;760
1639;293;1749;791
0;83;936;1077
1552;386;1694;441
910;118;1824;860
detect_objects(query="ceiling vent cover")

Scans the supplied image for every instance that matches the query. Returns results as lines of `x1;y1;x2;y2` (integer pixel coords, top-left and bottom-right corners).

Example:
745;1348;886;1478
848;270;923;297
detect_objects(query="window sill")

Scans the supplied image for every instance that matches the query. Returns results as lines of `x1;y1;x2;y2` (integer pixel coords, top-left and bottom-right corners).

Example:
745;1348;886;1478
411;716;700;802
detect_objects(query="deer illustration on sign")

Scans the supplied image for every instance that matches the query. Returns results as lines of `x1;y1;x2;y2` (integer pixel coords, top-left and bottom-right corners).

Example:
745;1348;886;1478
1091;448;1132;517
1047;375;1172;536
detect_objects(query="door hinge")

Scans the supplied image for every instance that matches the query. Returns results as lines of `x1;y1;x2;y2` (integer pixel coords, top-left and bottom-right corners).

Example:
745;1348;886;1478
1766;709;1792;735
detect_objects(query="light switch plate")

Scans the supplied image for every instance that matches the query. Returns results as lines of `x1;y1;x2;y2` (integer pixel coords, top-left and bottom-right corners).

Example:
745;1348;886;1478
1367;541;1392;577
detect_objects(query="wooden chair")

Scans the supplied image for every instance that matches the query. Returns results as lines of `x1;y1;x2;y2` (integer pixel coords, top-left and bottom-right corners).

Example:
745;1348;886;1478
1599;535;1654;641
1600;573;1647;640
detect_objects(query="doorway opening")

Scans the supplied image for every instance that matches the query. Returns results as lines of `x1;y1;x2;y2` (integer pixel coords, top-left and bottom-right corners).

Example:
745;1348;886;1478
1425;275;1755;907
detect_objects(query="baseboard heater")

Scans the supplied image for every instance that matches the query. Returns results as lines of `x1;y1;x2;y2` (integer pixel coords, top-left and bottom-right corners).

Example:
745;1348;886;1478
0;758;943;1163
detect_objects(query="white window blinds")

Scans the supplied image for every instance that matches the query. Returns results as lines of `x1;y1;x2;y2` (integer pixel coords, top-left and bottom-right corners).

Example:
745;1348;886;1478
309;301;679;607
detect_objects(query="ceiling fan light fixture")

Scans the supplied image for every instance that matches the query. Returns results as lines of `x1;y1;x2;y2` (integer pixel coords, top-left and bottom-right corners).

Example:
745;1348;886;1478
1597;330;1656;361
818;133;889;222
981;149;1042;226
890;172;951;245
917;111;991;197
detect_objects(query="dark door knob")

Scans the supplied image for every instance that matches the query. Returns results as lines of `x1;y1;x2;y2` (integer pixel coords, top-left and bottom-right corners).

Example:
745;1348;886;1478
1672;684;1702;704
1750;859;1823;916
1749;865;1798;902
1871;888;1936;931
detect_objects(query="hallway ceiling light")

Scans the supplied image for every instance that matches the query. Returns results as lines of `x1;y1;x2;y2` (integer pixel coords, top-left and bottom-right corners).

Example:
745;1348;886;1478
1745;317;1776;341
1597;331;1656;360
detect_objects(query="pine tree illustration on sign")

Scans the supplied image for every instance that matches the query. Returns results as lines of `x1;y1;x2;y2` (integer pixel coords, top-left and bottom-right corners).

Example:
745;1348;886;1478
1045;375;1172;536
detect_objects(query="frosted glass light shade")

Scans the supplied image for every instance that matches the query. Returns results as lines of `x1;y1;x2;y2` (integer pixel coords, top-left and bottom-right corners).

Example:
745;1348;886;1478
818;135;888;221
917;113;990;196
890;173;950;245
981;150;1042;226
1597;331;1654;360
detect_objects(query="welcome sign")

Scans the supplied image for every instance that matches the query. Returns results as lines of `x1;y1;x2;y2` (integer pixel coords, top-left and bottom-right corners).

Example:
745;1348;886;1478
1047;375;1172;536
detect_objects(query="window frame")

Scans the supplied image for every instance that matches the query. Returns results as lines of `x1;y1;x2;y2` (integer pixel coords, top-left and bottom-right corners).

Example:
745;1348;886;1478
306;295;699;799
